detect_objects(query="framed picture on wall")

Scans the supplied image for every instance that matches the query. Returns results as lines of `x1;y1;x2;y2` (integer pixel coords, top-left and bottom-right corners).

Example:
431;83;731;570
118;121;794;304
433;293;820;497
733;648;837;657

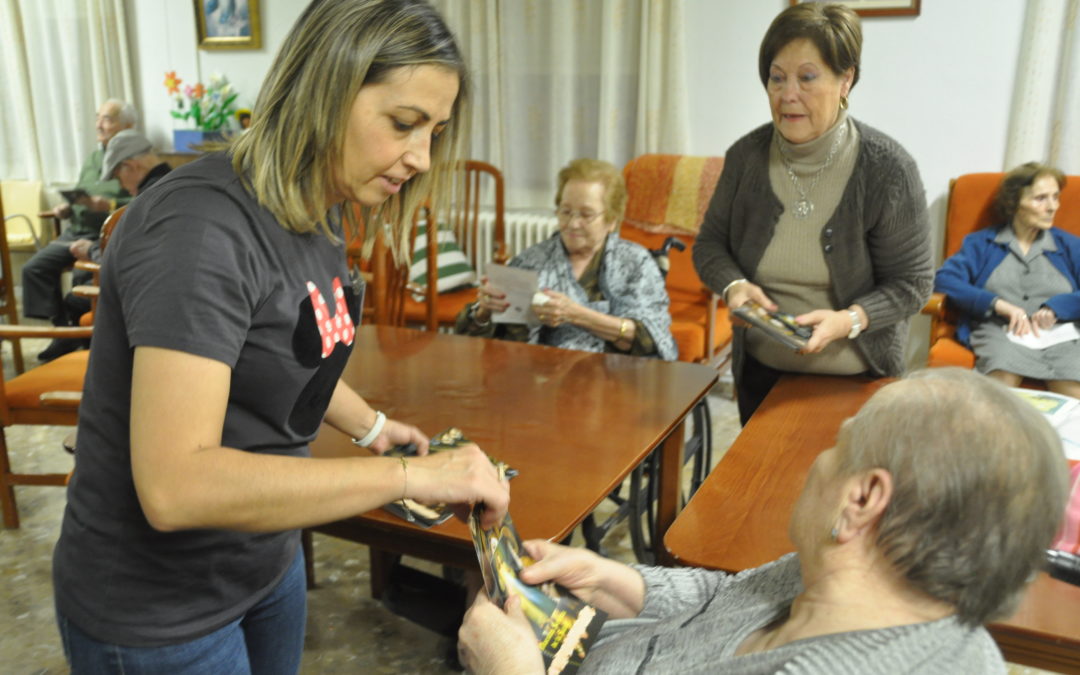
789;0;920;17
195;0;262;50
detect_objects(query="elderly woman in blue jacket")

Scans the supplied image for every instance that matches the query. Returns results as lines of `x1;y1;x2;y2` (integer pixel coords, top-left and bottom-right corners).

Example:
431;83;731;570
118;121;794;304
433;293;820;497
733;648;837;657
935;162;1080;397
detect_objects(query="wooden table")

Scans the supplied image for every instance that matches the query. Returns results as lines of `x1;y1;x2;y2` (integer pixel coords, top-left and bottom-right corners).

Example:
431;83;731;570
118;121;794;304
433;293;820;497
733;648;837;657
663;374;1080;674
312;325;717;585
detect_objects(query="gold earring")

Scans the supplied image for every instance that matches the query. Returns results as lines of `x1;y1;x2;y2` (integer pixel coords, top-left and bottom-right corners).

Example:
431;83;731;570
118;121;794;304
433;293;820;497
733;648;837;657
839;95;849;110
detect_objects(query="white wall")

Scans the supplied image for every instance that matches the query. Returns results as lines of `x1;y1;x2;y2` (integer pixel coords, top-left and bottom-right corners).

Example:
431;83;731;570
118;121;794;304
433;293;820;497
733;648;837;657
683;0;1026;365
125;0;305;152
685;0;1025;244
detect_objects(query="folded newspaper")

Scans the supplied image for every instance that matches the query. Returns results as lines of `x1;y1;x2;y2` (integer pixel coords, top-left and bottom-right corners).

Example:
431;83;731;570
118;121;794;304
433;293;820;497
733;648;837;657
469;506;607;674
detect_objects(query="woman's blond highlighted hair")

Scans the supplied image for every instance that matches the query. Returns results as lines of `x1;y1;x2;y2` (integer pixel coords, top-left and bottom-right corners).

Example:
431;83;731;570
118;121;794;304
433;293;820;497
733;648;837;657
231;0;469;262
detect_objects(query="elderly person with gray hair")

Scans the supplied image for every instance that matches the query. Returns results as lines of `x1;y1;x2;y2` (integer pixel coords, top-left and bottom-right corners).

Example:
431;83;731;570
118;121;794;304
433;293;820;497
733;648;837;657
58;130;174;338
27;98;137;361
692;3;933;424
460;368;1069;674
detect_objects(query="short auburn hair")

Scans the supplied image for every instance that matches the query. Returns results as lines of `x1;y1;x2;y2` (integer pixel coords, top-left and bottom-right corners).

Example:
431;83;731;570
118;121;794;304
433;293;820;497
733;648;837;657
759;3;862;90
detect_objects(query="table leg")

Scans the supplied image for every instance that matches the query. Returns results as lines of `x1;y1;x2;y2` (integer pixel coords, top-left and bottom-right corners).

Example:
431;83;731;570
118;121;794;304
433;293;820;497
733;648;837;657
655;419;686;566
369;547;401;599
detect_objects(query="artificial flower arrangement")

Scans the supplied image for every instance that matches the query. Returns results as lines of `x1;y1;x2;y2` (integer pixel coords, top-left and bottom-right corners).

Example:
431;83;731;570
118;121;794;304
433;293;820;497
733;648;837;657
163;71;239;132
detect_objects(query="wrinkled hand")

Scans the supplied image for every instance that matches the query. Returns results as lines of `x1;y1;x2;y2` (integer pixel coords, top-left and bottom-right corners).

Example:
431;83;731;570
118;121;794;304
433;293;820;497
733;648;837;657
40;204;72;220
409;443;510;528
69;239;94;261
533;289;578;328
517;539;605;603
1031;306;1057;331
995;298;1036;336
366;418;429;456
459;594;545;675
795;309;851;353
726;282;777;328
475;276;508;321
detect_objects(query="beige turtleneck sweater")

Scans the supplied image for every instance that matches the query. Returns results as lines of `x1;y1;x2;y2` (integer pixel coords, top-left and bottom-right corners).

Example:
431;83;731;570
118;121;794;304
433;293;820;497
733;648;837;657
748;111;868;374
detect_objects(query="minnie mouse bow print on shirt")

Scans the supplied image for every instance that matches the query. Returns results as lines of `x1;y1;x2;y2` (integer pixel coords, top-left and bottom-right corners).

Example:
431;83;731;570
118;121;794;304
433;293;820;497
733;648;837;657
289;276;360;436
308;278;356;357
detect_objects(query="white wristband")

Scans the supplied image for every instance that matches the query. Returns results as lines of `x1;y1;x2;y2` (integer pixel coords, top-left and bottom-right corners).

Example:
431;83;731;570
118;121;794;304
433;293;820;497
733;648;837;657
846;309;862;339
722;278;748;304
353;410;387;447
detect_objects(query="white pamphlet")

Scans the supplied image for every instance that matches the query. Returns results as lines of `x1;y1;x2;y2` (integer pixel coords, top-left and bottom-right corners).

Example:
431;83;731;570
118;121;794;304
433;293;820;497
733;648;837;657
1004;322;1080;350
1010;387;1080;460
486;264;539;325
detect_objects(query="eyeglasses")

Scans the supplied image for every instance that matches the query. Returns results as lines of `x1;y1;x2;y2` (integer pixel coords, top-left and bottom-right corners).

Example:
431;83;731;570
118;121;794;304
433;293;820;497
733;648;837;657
555;208;604;225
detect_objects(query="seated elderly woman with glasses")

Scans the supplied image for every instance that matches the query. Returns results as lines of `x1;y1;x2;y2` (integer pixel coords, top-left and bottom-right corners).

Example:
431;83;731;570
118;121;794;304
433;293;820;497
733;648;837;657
456;158;677;360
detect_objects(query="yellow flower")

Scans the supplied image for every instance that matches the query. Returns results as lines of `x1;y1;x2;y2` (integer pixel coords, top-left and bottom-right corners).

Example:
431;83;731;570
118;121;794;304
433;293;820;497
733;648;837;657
163;71;182;94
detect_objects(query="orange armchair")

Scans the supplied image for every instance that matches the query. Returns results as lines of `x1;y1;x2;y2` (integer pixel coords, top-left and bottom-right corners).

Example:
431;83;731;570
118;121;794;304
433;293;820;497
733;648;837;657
925;172;1080;369
619;154;731;369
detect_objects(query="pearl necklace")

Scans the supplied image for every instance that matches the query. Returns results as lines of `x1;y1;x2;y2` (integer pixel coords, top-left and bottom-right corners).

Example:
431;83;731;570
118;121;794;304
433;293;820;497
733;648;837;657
776;123;847;219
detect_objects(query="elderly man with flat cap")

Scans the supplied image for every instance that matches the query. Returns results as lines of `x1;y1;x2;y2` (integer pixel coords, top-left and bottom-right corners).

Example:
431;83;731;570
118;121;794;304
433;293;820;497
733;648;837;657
25;100;137;361
53;131;173;350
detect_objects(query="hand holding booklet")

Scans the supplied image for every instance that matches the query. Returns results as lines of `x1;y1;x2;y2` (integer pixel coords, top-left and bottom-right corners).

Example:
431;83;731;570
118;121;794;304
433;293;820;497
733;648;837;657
485;264;540;325
380;428;517;527
732;300;812;350
469;506;606;674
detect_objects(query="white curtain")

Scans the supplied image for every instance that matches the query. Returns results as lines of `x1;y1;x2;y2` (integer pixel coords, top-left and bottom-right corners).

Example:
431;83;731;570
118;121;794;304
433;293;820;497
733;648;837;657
0;0;134;184
1004;0;1080;173
431;0;688;209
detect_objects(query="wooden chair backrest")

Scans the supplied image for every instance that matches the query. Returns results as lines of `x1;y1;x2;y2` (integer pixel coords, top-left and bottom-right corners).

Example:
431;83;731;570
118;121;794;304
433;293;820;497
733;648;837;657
0;187;23;373
99;205;127;254
426;160;507;281
943;172;1080;259
347;203;416;327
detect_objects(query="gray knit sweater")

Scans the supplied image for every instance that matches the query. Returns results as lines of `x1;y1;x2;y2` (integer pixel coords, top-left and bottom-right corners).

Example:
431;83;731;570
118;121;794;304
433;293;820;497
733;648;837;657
579;554;1005;674
692;119;933;384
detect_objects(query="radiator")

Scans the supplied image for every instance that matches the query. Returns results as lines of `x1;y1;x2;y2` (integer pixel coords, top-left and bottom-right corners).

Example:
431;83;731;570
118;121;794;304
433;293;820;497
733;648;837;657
473;209;559;277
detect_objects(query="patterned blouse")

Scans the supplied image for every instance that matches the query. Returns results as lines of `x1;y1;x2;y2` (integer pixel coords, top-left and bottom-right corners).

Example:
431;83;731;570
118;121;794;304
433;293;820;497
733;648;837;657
456;233;677;361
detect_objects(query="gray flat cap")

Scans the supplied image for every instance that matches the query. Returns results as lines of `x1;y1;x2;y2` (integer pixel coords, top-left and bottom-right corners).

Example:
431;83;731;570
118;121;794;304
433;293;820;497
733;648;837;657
101;129;153;180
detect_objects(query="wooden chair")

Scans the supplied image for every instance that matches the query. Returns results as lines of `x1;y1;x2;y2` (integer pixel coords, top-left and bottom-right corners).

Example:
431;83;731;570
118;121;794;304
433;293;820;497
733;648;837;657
402;161;508;330
619;153;732;370
0;186;29;374
69;206;127;327
0;326;91;528
924;172;1080;371
346;203;423;328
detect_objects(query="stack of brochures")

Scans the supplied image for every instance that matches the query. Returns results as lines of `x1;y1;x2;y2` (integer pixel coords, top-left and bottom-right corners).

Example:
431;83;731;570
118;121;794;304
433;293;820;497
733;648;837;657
469;507;607;673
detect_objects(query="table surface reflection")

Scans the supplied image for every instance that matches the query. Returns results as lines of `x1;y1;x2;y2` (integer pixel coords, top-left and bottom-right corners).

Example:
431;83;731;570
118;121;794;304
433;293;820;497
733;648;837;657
312;325;718;567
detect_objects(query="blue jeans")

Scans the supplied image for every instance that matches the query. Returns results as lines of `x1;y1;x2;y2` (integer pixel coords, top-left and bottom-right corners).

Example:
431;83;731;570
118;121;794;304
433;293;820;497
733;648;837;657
57;548;306;674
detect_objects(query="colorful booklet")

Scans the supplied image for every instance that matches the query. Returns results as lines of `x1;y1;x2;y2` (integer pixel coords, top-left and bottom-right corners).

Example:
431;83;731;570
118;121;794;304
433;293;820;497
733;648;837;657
732;300;812;350
381;428;517;527
469;506;607;674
